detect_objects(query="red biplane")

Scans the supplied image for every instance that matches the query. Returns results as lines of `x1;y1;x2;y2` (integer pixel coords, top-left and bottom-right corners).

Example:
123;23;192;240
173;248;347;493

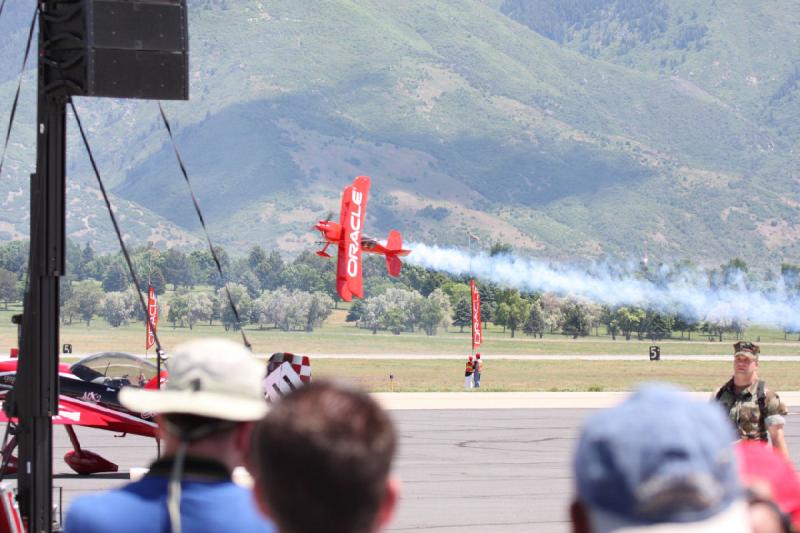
0;352;165;475
314;176;411;301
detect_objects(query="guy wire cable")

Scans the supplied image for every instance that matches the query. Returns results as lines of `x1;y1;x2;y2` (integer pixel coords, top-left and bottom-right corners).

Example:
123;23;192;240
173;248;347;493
157;102;252;350
67;100;165;355
0;6;37;178
0;0;7;23
0;6;39;436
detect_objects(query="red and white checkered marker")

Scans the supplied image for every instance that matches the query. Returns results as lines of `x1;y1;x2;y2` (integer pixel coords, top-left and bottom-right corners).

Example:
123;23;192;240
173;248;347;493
262;353;311;402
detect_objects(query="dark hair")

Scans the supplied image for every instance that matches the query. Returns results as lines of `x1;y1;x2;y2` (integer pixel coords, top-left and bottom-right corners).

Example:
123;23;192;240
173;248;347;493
746;489;794;533
250;381;397;533
161;413;239;441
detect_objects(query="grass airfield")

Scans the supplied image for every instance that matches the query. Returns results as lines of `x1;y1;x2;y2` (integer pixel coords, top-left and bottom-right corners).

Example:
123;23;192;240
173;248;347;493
310;359;800;392
2;303;799;392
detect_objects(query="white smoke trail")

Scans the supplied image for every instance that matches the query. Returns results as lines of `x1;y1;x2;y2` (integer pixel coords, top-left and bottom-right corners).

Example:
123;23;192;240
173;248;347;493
406;243;800;330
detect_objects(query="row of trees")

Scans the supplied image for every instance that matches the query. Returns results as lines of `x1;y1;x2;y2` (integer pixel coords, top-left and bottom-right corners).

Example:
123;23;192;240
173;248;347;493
61;280;334;333
523;297;747;341
346;288;452;335
3;239;799;340
56;275;756;341
3;239;800;299
340;284;748;341
168;286;334;332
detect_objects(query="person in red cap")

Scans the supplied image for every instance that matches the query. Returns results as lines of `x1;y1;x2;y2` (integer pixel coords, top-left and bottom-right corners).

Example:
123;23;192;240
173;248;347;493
736;441;800;533
464;356;474;389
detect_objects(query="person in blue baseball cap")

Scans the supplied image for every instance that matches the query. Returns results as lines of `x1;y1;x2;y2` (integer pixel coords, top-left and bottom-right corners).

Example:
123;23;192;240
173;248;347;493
570;383;751;533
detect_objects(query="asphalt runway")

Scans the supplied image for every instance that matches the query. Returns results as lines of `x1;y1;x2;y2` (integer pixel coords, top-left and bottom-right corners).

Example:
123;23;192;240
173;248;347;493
7;407;800;532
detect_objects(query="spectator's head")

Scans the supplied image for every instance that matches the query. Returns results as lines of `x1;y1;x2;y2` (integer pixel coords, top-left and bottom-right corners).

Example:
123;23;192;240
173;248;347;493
733;341;760;378
476;353;481;359
120;337;268;453
250;381;398;533
571;384;750;533
736;441;800;533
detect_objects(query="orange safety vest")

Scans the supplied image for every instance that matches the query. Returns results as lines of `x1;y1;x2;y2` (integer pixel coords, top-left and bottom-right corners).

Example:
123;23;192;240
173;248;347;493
465;361;474;375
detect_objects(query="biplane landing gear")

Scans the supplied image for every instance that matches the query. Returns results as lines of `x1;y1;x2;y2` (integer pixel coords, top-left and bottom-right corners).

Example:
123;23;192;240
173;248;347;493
0;427;121;476
63;426;118;475
315;242;332;258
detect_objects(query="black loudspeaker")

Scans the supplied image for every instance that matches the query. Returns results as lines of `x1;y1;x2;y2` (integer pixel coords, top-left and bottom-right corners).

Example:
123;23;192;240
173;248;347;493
41;0;189;100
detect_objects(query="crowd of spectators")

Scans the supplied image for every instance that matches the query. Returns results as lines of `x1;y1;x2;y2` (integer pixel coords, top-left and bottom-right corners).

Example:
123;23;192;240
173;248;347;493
63;338;800;533
570;383;799;533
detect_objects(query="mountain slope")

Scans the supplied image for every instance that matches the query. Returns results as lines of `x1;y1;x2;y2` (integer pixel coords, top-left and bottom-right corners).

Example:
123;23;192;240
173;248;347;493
0;0;798;269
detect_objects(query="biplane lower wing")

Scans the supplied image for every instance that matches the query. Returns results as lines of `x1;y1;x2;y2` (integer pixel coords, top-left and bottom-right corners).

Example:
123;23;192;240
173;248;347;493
0;390;158;438
0;355;161;475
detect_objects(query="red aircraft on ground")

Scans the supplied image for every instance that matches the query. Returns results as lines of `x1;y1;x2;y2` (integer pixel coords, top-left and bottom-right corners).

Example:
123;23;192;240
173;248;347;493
0;350;307;476
314;176;411;301
0;352;165;475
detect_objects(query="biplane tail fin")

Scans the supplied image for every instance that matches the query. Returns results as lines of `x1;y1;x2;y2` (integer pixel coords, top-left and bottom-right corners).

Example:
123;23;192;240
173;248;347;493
386;255;402;277
385;230;410;277
386;230;403;252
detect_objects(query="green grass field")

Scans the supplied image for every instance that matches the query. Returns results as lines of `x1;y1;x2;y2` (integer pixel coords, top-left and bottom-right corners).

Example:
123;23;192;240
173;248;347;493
3;304;797;356
312;359;800;392
2;303;800;391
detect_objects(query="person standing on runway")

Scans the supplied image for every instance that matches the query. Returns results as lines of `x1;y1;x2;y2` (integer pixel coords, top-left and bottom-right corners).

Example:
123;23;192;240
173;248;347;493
464;355;474;389
712;341;789;459
472;353;482;388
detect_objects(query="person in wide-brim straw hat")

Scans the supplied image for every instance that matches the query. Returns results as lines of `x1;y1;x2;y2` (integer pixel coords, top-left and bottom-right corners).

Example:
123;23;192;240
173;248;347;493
64;338;275;533
119;338;269;421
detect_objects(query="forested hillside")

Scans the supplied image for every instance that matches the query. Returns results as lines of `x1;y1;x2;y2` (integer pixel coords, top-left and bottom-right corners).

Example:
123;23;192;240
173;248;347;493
0;0;798;267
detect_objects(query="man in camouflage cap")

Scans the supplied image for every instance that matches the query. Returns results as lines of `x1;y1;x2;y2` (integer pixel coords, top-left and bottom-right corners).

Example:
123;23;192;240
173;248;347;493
713;341;789;458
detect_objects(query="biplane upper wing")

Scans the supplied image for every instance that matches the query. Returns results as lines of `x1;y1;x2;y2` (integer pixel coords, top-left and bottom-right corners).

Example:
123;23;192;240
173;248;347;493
336;176;370;301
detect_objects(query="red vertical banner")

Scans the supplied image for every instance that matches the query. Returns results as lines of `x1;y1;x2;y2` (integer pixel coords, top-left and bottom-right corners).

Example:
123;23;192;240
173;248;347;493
470;279;482;349
146;287;158;350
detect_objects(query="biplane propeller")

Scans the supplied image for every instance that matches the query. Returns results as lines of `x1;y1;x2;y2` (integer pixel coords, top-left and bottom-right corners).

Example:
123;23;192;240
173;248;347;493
314;211;335;258
314;176;410;301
